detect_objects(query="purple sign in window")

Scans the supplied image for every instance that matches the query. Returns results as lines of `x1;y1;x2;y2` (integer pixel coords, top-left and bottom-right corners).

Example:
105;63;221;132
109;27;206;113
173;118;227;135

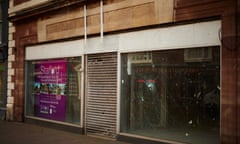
34;59;67;121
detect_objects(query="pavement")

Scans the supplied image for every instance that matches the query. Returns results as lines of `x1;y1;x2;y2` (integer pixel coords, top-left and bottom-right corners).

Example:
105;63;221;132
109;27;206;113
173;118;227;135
0;120;131;144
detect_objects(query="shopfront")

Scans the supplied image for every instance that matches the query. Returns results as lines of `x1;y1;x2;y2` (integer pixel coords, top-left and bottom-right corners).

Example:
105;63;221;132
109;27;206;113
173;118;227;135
120;47;220;144
26;57;82;124
25;40;85;128
24;20;221;143
118;20;221;144
24;37;119;135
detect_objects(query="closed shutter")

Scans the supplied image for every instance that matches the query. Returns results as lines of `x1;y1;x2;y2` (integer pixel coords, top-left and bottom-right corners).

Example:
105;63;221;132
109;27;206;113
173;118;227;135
86;52;117;138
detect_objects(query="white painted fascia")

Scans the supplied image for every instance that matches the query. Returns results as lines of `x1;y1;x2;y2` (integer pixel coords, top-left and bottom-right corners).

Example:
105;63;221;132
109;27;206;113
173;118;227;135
119;20;221;53
84;35;119;54
26;40;84;60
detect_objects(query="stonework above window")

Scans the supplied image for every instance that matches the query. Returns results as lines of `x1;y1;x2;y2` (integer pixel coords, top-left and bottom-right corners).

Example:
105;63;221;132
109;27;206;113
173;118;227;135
14;0;30;6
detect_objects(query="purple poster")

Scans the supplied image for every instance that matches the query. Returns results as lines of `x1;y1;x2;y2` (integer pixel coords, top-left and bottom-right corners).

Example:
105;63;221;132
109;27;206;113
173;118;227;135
34;59;67;121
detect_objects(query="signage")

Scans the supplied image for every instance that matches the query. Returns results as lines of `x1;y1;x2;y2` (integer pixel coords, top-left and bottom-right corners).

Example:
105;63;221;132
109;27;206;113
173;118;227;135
34;59;67;121
128;52;152;64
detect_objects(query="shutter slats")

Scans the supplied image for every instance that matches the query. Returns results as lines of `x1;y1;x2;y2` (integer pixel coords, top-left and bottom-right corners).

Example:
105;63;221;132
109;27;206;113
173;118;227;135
88;91;117;95
87;109;116;115
86;53;117;138
88;107;116;112
88;89;116;92
87;123;116;130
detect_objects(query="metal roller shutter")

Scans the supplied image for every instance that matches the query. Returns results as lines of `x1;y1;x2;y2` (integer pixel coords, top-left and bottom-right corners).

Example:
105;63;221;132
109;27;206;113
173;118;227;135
86;52;117;138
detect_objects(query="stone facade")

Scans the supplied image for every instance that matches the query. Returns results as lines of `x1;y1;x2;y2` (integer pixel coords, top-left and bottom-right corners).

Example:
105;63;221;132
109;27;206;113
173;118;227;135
8;0;239;143
6;20;15;120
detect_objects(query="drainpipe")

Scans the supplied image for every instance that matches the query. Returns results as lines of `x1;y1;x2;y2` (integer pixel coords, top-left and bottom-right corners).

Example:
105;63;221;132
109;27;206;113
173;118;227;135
84;4;87;41
83;2;87;131
100;0;103;38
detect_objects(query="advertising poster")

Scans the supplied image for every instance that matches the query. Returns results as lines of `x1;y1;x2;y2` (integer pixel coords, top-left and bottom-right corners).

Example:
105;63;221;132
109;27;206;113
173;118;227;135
34;59;67;121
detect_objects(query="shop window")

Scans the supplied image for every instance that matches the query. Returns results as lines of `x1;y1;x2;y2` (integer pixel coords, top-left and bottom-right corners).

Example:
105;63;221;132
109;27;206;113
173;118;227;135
26;57;82;125
120;47;220;144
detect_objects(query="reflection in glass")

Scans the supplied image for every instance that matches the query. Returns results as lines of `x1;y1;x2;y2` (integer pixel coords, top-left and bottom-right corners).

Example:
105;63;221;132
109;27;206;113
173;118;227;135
120;47;220;144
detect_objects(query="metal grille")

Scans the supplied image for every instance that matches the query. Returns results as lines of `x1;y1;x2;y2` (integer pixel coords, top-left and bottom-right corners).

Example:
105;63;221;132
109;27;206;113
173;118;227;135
86;52;117;138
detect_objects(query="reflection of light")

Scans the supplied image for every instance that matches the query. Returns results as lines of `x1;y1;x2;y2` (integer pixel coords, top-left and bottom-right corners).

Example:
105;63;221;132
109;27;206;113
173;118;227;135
141;97;144;102
137;79;157;83
138;79;145;83
188;120;193;125
137;79;156;90
147;83;153;88
146;82;155;91
51;69;54;74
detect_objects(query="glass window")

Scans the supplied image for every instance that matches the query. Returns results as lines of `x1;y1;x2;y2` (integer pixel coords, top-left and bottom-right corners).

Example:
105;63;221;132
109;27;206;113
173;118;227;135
26;57;82;125
120;47;220;144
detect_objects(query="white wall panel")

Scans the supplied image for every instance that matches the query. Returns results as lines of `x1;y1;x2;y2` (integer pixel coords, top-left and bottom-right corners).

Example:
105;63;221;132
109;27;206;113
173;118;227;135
84;35;119;54
119;20;221;53
26;40;84;60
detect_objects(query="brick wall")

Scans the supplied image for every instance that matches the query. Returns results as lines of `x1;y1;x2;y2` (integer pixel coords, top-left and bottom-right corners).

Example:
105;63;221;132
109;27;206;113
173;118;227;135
13;19;37;121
